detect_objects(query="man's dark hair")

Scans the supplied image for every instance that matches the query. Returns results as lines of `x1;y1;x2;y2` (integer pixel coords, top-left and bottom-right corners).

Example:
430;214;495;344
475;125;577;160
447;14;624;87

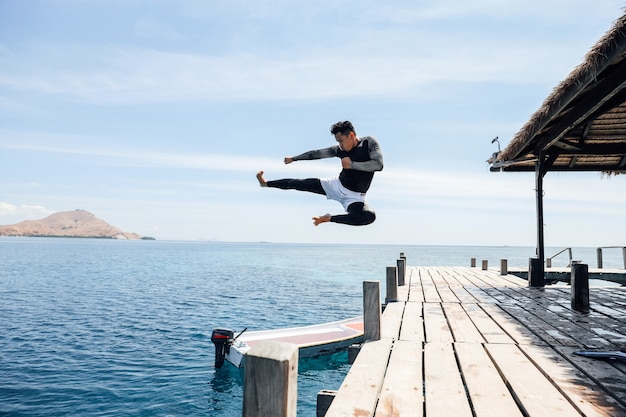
330;120;355;136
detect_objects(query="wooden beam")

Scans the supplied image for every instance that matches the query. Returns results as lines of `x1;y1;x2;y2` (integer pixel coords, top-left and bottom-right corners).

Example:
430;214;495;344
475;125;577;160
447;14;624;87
495;163;626;172
553;141;582;151
554;143;626;155
580;121;592;141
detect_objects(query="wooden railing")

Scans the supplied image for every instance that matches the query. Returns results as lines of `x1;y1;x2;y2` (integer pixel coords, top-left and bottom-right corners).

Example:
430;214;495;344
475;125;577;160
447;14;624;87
546;247;573;267
596;246;626;269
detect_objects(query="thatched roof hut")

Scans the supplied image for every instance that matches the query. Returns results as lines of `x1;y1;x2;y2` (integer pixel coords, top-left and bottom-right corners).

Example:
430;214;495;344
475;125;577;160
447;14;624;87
491;11;626;174
488;10;626;286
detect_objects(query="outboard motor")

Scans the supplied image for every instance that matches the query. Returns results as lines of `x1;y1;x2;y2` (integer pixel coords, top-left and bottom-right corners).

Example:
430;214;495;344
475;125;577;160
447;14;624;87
211;328;234;368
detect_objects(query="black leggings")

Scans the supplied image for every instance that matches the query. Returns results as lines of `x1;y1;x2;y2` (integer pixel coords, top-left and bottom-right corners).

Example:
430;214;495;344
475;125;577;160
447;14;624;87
267;178;376;226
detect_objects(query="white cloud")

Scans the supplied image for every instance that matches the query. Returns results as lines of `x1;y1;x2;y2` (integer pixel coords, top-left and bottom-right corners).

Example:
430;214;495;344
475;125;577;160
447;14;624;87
0;203;53;223
0;136;338;176
0;43;575;104
2;1;611;106
0;202;17;216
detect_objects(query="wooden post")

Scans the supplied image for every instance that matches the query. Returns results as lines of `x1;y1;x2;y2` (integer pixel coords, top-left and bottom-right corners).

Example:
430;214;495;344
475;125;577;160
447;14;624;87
385;267;398;303
363;281;381;341
243;341;298;417
571;263;590;314
546;257;552;268
348;344;361;364
500;259;508;276
528;257;544;287
481;260;488;270
535;152;547;282
317;390;337;417
597;247;603;269
470;258;476;267
623;247;626;269
396;258;406;286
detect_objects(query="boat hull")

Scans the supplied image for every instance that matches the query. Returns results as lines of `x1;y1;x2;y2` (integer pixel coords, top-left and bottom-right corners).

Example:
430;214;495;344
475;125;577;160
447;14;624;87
223;316;364;368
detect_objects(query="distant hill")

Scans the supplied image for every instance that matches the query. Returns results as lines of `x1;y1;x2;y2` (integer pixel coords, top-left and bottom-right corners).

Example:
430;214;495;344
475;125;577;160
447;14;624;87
0;209;142;240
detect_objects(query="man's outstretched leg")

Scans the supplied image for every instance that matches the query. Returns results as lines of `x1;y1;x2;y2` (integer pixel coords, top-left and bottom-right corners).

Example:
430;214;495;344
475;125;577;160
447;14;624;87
315;202;376;226
257;172;375;226
256;171;325;195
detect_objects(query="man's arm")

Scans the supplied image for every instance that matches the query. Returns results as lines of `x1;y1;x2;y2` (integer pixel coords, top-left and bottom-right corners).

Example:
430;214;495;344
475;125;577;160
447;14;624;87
350;136;383;172
285;146;339;164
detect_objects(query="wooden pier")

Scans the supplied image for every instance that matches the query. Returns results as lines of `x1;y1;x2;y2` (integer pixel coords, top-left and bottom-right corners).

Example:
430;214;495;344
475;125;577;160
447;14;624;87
322;266;626;417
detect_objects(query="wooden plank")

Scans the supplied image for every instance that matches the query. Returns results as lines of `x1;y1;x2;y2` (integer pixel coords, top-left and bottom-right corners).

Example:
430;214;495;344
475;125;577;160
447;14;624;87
324;338;394;417
430;269;461;302
455;343;524;417
479;304;546;346
520;299;623;349
408;268;425;302
397;284;410;302
434;285;460;303
421;269;441;302
434;284;459;302
495;272;528;287
445;267;479;287
553;346;626;407
464;285;497;304
400;301;424;342
432;267;456;286
375;340;423;417
461;303;514;344
589;298;626;317
423;302;454;343
494;286;621;336
449;285;480;303
519;344;626;417
474;268;526;287
488;286;626;348
381;301;404;340
424;342;473;417
442;302;484;343
485;344;583;416
497;303;580;347
462;269;495;287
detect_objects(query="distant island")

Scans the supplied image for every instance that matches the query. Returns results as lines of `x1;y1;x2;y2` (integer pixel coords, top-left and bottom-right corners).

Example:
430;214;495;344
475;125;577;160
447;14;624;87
0;209;151;240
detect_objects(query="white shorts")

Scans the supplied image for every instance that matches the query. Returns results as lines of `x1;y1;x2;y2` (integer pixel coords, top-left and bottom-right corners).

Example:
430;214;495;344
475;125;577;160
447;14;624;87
320;177;366;211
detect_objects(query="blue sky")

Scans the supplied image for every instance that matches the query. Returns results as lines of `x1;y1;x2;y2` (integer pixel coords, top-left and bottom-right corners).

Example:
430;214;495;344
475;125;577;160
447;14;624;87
1;0;625;246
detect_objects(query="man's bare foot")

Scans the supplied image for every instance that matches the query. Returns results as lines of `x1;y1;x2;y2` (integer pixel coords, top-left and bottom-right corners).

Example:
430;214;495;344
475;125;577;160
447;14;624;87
256;171;267;187
312;214;332;226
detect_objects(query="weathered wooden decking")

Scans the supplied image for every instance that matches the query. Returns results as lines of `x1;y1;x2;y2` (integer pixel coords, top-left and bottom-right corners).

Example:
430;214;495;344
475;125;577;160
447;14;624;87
323;266;626;417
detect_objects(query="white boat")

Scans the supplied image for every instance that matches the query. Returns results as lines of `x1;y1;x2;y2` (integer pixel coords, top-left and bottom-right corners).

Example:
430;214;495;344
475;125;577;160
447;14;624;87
211;316;364;368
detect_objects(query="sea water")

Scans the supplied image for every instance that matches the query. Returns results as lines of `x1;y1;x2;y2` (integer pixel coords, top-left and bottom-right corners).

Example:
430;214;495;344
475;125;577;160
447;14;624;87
1;238;623;416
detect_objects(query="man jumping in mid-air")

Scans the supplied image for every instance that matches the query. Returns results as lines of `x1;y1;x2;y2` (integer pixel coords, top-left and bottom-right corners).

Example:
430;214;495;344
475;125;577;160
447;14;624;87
256;120;383;226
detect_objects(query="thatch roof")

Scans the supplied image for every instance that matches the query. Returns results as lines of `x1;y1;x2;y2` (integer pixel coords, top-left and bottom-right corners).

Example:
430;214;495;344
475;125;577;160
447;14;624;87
491;11;626;174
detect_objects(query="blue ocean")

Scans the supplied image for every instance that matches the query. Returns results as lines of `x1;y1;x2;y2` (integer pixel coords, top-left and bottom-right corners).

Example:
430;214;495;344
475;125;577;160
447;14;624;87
1;238;623;416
